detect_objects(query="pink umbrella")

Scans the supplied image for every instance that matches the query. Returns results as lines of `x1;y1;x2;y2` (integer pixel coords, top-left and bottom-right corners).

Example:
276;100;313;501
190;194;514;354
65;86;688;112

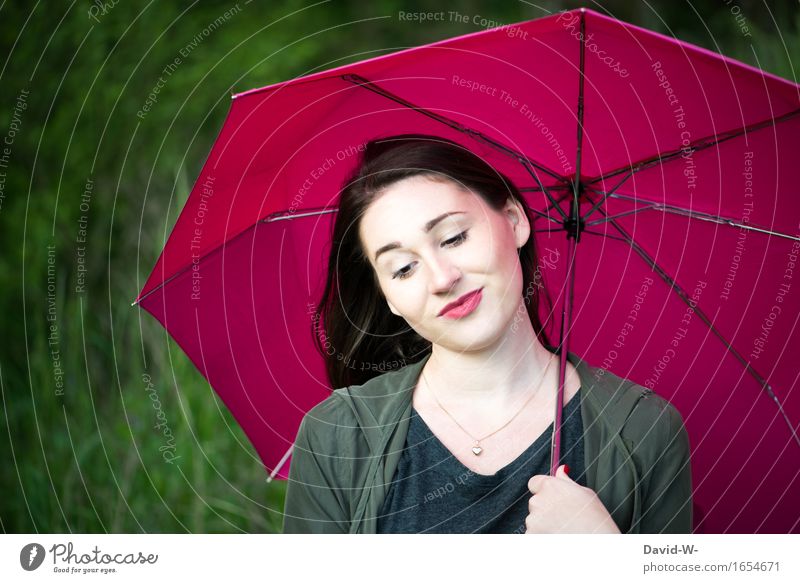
134;8;800;533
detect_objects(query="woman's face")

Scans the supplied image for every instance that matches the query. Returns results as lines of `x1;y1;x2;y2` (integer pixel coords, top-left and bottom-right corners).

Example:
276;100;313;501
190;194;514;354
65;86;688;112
358;175;531;352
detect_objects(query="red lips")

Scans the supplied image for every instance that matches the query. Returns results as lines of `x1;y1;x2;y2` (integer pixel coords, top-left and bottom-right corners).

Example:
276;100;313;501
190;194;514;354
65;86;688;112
438;288;483;317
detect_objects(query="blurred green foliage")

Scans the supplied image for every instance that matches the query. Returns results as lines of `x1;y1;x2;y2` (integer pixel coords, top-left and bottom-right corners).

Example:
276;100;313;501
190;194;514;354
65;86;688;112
0;0;797;533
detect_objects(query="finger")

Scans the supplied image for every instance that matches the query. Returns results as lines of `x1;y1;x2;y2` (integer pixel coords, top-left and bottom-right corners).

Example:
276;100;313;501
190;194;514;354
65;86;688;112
527;475;545;494
556;464;572;480
524;515;539;534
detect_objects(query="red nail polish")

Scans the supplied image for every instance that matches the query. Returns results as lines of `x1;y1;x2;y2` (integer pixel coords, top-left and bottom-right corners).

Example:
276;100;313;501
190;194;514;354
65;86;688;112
563;464;570;475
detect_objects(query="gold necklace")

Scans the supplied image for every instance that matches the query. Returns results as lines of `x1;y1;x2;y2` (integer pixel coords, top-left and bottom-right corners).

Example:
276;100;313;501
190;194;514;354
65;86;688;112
421;370;548;456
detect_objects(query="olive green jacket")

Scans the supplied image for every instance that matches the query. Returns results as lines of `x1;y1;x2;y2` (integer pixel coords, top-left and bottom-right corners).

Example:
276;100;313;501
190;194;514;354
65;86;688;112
282;350;693;534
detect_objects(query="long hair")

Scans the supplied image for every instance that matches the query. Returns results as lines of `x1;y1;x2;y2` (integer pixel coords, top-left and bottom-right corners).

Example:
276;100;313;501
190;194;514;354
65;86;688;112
313;134;553;389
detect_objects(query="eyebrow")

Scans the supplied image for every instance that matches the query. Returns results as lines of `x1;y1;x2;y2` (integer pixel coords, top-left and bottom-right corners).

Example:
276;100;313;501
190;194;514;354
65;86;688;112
373;211;467;263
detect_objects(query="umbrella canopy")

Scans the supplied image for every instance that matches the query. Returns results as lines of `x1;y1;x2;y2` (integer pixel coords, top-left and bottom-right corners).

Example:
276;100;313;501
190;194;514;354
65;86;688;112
134;8;800;533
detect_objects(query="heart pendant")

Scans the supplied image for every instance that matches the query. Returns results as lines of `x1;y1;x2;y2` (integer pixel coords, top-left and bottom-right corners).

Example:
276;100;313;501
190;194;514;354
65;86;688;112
471;446;483;456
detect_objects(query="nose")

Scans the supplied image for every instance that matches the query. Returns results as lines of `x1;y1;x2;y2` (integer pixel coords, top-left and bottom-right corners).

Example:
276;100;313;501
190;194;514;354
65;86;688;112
427;252;462;295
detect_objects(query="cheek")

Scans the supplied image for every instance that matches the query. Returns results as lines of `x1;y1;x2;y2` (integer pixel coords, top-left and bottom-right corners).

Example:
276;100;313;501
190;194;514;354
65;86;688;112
483;231;524;298
475;231;515;276
385;281;428;318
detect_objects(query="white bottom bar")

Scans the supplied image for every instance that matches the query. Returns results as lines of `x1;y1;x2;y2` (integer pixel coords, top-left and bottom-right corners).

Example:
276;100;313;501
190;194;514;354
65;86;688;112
1;534;797;582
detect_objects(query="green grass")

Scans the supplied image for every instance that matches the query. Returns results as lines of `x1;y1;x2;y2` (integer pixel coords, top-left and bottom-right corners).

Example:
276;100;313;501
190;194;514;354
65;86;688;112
3;285;287;533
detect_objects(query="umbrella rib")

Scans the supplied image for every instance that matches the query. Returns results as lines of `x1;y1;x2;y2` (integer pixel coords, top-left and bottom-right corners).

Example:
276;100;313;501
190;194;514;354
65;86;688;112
576;228;631;244
262;206;338;223
532;227;625;242
585;107;800;187
583;204;657;225
266;444;294;483
596;206;800;449
532;226;599;239
341;73;568;184
132;205;379;306
527;188;574;224
132;208;339;306
585;191;800;242
520;185;572;192
519;158;570;222
581;169;635;221
340;72;573;214
131;225;260;307
527;208;563;225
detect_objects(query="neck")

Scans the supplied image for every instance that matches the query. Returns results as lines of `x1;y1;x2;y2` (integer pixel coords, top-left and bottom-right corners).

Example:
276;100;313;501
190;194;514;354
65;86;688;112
421;303;575;411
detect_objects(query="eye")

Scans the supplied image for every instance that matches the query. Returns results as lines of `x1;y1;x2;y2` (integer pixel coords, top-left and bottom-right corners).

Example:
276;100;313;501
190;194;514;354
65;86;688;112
392;262;416;280
391;230;469;281
442;230;469;247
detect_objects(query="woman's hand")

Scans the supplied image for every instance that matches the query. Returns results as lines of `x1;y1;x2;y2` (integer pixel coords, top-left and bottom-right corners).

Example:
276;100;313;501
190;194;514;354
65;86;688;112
525;464;622;534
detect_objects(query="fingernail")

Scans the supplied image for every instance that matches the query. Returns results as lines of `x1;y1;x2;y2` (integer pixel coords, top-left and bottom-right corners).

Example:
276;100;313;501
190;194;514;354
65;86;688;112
563;464;570;475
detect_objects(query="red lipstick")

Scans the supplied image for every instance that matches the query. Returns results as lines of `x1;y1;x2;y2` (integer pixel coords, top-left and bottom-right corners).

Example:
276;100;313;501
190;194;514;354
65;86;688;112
438;288;483;319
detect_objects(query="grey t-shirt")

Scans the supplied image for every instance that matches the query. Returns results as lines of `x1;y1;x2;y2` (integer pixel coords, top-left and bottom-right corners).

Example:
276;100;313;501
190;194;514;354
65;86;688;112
377;388;586;533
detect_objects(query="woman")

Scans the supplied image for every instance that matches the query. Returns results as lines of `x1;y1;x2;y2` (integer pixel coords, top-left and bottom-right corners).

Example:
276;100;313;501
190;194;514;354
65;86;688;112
282;134;692;534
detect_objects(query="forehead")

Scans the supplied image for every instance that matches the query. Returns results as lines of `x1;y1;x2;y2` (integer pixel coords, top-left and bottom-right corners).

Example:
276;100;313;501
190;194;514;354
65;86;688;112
359;176;485;245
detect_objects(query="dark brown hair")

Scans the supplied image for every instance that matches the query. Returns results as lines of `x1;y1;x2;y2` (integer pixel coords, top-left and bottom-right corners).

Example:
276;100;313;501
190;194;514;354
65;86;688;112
313;134;553;389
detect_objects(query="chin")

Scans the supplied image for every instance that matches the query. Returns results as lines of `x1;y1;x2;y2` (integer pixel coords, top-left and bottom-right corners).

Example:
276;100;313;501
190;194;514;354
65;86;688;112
431;316;508;353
